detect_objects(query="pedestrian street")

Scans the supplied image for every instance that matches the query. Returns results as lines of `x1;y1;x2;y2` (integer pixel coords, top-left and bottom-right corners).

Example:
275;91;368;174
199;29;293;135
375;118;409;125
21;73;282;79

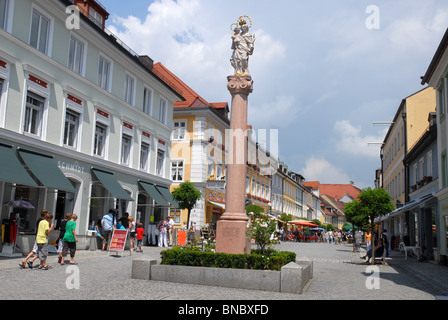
0;241;447;301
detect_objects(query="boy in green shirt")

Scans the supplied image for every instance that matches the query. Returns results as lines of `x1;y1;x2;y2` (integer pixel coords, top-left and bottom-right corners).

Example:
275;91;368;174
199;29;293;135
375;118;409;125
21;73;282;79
36;213;54;270
61;214;78;265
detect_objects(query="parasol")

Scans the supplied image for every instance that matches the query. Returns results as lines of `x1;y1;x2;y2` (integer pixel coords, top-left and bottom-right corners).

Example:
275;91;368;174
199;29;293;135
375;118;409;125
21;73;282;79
4;200;35;209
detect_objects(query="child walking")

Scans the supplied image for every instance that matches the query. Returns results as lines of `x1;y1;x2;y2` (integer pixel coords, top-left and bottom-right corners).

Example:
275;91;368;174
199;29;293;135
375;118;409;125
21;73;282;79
136;223;144;252
36;213;54;270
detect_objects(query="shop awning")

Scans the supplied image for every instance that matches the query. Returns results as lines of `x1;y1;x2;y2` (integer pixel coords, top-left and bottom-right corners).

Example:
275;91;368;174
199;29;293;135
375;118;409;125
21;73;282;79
378;193;434;222
290;220;319;227
92;168;133;201
18;149;75;192
208;201;225;209
138;181;169;207
156;185;179;208
0;144;38;187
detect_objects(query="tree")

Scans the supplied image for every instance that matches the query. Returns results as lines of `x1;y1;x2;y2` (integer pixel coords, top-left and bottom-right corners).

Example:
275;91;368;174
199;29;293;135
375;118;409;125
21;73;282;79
344;200;369;232
171;181;202;229
357;187;394;264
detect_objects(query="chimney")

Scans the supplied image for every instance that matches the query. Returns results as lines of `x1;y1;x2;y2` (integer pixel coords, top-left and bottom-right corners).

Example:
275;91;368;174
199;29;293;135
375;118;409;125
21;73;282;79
139;55;154;70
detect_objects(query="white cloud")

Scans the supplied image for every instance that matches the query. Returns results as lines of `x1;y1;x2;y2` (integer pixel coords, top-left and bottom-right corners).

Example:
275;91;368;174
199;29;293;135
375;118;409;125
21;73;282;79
248;95;297;129
333;120;386;158
300;157;351;184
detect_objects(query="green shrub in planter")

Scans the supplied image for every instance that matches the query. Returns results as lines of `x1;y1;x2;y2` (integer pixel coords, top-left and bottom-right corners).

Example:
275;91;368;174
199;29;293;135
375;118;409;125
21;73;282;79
160;247;296;271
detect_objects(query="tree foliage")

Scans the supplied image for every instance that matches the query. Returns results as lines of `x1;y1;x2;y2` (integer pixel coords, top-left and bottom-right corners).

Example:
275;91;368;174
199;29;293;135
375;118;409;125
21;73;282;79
171;181;202;229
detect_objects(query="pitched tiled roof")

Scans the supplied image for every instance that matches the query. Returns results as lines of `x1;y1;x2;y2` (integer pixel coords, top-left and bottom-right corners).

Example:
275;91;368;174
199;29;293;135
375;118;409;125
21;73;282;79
319;184;361;201
303;181;320;190
152;62;228;112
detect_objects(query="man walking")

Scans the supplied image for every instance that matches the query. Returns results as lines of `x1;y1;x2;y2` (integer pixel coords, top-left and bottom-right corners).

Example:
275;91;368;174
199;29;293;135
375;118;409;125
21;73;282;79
101;209;116;251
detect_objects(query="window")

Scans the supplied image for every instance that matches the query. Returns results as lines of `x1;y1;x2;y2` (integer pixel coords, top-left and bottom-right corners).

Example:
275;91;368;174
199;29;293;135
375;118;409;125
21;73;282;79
207;158;214;178
121;134;132;165
216;163;223;179
0;0;8;30
68;35;85;75
30;9;50;54
98;55;110;91
93;122;107;157
63;109;80;148
427;150;433;177
124;74;134;105
23;91;44;136
412;164;418;186
171;160;184;182
443;153;448;188
438;79;447;118
143;87;152;115
419;158;425;181
173;121;186;140
89;7;103;27
140;142;150;171
156;149;165;176
159;98;167;124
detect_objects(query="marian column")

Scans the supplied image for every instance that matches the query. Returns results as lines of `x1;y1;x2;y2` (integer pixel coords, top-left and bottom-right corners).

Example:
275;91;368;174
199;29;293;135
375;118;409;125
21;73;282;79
215;16;255;254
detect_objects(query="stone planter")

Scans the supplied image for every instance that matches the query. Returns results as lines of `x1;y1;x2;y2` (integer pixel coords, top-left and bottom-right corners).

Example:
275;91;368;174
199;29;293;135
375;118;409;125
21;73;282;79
132;257;313;294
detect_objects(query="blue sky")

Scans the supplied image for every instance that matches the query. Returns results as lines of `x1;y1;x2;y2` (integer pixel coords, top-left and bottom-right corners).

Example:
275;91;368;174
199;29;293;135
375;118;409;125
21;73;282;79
101;0;448;189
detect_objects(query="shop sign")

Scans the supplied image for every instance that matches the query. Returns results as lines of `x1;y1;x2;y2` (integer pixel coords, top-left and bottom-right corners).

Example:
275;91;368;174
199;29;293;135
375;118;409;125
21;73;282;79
58;160;85;173
108;229;128;252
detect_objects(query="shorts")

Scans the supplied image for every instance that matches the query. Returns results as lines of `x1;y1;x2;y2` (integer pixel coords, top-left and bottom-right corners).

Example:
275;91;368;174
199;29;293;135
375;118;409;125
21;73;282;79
37;243;48;261
137;239;143;247
32;242;38;253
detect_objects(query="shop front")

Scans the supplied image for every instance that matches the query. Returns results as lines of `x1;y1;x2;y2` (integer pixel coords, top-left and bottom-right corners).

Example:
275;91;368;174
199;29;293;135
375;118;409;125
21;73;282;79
0;141;77;256
0;135;179;253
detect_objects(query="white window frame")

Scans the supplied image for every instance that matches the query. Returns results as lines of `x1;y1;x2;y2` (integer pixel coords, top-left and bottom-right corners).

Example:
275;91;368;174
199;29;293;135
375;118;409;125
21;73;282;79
23;91;44;137
207;157;214;178
427;150;433;178
0;56;11;128
29;5;53;56
143;86;153;116
0;0;14;32
139;141;150;172
98;53;112;92
68;34;87;76
63;108;80;149
156;148;165;177
158;97;167;125
121;134;133;166
172;120;187;141
171;159;184;182
93;122;107;158
22;72;51;140
419;157;425;181
124;72;135;106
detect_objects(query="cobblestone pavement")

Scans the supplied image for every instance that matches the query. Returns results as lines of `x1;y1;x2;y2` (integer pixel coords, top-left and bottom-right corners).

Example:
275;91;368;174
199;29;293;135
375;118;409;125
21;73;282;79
0;241;447;301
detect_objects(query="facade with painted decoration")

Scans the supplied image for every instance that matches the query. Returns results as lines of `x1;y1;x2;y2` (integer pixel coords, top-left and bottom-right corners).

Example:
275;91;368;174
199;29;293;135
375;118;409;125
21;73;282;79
0;0;183;252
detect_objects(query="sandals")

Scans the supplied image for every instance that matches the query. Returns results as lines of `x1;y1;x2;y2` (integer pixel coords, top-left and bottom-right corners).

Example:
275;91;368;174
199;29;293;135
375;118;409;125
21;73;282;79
27;261;33;269
39;265;52;270
19;262;26;269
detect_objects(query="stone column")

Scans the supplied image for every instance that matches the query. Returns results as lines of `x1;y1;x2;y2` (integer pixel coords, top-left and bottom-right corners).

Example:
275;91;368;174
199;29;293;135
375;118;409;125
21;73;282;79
215;75;253;254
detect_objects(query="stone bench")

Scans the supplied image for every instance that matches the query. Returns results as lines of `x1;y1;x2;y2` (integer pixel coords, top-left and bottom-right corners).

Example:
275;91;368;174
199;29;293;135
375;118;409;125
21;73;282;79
131;258;313;294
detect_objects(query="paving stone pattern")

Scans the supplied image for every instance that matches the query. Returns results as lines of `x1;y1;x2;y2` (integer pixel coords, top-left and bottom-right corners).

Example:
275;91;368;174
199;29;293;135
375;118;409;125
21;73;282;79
0;241;447;300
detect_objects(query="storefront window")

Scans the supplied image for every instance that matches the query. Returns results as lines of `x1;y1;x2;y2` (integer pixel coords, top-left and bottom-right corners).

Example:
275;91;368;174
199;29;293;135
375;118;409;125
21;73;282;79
89;183;112;229
445;215;448;250
10;185;39;233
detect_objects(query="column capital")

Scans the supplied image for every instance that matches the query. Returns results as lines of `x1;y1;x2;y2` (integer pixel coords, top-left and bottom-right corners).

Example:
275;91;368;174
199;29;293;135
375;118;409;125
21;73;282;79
227;75;253;96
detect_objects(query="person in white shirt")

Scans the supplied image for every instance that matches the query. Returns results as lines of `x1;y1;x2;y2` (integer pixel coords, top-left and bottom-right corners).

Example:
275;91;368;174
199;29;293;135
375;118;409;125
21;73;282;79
168;217;175;246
